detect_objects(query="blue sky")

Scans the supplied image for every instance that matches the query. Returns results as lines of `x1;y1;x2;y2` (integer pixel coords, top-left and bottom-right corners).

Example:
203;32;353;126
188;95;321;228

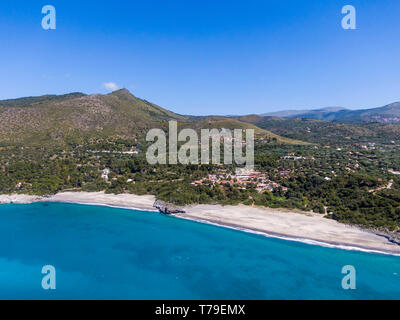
0;0;399;115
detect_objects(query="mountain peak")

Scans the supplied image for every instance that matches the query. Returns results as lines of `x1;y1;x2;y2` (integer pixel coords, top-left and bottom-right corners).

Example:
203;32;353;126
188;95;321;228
111;88;131;94
109;88;130;94
108;88;138;101
318;107;347;112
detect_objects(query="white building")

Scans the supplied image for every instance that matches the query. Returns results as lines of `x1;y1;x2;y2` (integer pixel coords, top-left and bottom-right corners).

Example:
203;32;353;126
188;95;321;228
101;168;110;181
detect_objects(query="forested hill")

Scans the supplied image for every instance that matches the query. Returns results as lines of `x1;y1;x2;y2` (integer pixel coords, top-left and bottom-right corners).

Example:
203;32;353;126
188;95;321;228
0;92;86;107
0;89;305;146
237;116;400;145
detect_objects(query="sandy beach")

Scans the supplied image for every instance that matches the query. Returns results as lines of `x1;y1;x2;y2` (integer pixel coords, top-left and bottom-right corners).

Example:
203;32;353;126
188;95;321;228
175;204;400;255
0;194;44;204
0;192;157;211
46;192;157;211
1;192;400;255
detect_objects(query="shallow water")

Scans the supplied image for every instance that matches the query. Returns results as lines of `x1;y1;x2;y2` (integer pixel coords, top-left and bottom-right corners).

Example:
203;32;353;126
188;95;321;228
0;202;399;299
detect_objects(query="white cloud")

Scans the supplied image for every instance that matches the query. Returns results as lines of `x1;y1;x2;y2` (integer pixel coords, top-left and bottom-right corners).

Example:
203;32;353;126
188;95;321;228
102;82;119;91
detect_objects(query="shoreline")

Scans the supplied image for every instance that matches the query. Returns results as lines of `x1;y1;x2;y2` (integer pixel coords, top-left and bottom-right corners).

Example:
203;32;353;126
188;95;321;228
0;192;157;212
174;213;400;256
1;192;400;256
175;204;400;256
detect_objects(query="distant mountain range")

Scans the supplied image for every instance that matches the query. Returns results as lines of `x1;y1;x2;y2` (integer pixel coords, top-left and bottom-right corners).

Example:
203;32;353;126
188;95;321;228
2;88;399;149
262;103;400;124
0;89;305;146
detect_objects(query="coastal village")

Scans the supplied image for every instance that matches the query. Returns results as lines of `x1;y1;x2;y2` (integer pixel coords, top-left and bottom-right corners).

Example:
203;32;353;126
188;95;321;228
191;168;288;193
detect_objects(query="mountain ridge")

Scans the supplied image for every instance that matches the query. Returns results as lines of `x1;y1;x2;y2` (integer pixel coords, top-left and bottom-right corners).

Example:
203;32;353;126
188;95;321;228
262;102;400;124
0;89;305;146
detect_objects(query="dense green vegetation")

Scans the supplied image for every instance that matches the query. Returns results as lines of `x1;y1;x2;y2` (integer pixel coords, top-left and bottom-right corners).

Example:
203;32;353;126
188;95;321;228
241;117;400;145
1;140;399;231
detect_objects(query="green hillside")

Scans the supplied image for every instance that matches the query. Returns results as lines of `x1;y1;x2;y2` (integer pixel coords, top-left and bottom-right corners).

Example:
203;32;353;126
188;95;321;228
0;89;306;147
0;92;85;107
0;89;185;146
181;117;309;145
240;116;400;145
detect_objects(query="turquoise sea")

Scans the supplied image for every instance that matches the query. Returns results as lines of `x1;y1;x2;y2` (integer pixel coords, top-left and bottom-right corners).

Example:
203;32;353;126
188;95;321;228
0;202;400;299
